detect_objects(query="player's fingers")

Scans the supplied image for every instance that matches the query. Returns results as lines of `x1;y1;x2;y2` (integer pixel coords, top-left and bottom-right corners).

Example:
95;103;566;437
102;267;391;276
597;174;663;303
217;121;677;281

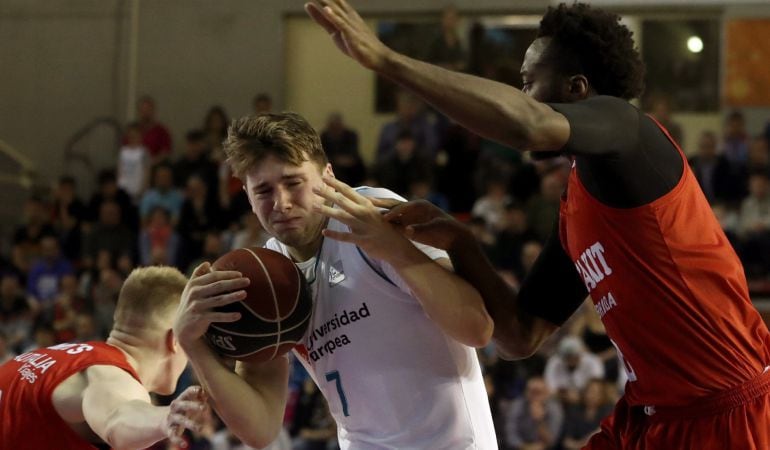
313;203;357;224
382;200;440;224
322;228;359;244
167;421;188;447
313;183;363;215
193;277;250;299
332;0;355;14
191;269;244;287
191;262;212;278
174;415;204;432
403;221;451;248
191;291;246;312
322;175;365;204
177;385;205;400
205;312;243;323
171;386;203;402
167;424;182;442
370;197;403;210
318;2;348;31
170;400;207;414
305;2;338;34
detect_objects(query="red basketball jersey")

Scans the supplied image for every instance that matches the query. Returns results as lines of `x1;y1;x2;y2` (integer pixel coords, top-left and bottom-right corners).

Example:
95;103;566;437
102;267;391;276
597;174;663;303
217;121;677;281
559;123;770;408
0;341;139;450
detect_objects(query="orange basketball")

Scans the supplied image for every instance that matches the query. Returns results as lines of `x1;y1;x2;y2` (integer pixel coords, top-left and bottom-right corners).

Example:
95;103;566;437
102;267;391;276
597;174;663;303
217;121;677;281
204;247;311;362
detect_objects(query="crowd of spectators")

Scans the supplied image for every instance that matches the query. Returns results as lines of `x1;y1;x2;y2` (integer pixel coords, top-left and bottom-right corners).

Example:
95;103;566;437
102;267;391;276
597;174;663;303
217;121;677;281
3;11;770;445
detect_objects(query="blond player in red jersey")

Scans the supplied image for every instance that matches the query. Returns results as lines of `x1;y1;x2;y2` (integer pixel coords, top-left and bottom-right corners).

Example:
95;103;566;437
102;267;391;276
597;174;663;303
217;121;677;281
0;267;208;450
307;0;770;448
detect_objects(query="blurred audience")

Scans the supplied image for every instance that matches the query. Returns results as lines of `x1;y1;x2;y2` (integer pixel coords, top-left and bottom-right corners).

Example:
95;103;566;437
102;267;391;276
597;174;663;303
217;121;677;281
5;92;770;450
135;95;173;165
117;122;151;202
321;112;365;186
504;377;564;450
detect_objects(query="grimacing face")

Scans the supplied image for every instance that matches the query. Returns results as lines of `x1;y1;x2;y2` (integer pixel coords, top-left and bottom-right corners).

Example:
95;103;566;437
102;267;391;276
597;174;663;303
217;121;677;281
520;37;569;103
244;154;333;254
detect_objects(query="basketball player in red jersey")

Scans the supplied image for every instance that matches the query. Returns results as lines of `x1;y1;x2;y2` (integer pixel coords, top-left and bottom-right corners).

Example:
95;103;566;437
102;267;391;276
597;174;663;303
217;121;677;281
308;1;770;448
0;267;208;450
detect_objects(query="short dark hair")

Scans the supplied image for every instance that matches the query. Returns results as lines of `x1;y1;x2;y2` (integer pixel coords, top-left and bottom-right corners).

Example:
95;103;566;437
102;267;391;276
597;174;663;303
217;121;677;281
224;112;328;179
537;3;645;100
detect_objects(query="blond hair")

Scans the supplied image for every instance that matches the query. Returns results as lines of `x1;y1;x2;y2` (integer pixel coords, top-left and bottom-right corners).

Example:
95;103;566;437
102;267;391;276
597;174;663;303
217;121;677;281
223;112;328;179
113;266;187;332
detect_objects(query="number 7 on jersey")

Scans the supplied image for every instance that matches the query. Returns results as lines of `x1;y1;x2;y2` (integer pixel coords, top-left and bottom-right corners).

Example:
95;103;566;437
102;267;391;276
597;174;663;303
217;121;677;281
325;370;350;416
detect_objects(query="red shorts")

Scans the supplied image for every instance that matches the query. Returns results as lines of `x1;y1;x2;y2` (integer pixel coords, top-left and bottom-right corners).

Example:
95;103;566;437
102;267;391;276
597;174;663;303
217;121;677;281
585;369;770;450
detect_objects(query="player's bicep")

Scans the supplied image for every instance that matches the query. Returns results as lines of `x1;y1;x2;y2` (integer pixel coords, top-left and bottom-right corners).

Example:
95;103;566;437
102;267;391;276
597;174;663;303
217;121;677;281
380;242;449;296
81;365;151;441
548;96;639;157
517;222;588;327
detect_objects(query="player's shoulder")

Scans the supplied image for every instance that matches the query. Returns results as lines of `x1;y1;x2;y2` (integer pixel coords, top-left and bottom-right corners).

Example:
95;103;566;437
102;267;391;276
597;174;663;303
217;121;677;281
353;186;406;202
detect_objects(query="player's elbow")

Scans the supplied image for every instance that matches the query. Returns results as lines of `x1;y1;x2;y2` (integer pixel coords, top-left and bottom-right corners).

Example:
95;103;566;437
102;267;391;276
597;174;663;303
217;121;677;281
465;313;494;349
493;330;545;360
236;416;283;449
495;341;540;360
239;428;280;450
241;436;273;449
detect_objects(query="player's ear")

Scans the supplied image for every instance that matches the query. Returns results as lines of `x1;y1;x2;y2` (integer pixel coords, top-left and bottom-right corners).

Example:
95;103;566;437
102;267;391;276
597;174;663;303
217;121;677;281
166;329;178;353
567;75;590;101
323;163;335;179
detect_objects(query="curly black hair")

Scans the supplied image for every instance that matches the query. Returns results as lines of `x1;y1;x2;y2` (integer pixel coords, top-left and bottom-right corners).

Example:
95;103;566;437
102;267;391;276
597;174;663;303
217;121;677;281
537;2;645;100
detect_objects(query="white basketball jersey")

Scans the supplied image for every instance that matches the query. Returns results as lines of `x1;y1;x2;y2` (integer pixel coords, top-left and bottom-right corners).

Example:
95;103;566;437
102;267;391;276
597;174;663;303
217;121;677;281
266;187;497;450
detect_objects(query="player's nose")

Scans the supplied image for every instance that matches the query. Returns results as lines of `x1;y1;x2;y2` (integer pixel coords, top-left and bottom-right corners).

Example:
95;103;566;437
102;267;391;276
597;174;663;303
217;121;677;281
272;186;292;212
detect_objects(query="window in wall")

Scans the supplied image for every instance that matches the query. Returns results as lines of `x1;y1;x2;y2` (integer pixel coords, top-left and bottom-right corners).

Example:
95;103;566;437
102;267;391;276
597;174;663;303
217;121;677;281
375;15;538;113
641;18;720;112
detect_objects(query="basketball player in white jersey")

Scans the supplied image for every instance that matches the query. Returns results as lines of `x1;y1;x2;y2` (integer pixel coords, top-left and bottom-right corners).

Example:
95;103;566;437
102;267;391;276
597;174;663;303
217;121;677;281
173;112;497;449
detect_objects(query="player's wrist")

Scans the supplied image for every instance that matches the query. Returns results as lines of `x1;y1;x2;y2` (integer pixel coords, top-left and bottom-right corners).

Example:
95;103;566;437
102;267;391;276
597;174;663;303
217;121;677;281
179;336;212;357
378;47;403;76
445;223;474;254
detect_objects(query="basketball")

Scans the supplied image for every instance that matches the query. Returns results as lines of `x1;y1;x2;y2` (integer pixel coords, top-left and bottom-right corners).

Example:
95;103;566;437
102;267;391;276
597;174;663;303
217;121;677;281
204;247;312;362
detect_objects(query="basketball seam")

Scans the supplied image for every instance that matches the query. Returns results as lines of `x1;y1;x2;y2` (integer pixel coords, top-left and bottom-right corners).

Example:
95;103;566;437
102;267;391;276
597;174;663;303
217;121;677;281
209;310;311;337
237;248;282;323
243;248;282;361
274;264;302;321
227;340;302;359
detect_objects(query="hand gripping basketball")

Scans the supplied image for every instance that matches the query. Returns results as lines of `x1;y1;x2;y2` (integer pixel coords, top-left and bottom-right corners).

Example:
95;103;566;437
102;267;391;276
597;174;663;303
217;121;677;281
203;247;312;363
174;262;248;350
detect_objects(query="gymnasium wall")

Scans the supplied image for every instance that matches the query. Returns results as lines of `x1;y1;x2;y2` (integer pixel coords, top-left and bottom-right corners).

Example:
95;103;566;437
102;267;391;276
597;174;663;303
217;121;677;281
1;0;770;187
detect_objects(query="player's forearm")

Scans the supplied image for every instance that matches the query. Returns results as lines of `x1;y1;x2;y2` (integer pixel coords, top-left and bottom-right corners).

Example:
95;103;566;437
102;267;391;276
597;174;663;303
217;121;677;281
384;242;493;348
182;339;284;448
101;401;168;450
379;51;562;152
447;236;553;359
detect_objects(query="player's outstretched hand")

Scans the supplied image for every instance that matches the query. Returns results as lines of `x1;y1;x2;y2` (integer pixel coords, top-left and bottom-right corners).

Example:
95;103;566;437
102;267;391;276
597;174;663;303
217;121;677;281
304;0;391;70
379;199;470;251
165;386;210;448
313;176;411;261
174;262;248;348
